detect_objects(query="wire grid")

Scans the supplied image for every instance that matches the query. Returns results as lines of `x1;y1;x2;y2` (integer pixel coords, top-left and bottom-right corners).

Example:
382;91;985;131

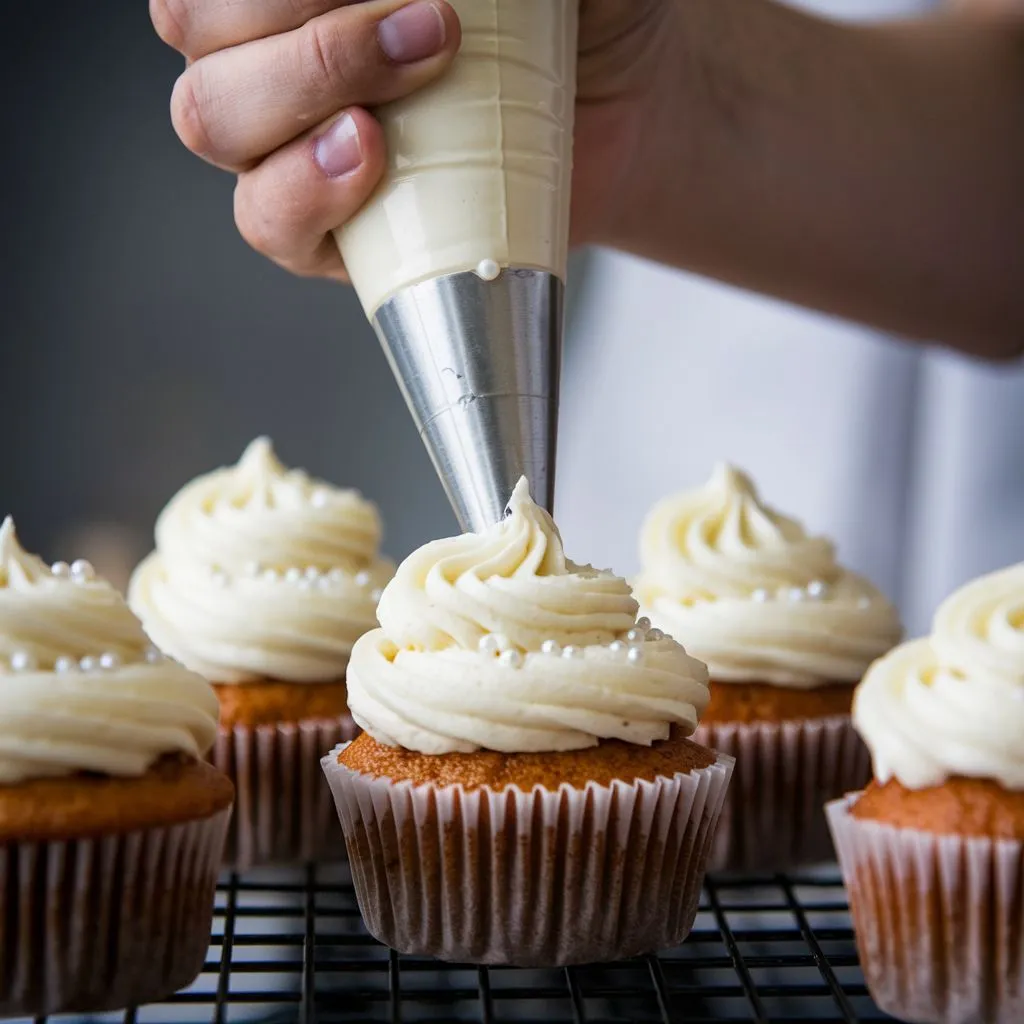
37;862;895;1024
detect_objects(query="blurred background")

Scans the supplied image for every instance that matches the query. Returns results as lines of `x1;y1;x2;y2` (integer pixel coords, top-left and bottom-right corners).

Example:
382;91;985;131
2;0;1022;635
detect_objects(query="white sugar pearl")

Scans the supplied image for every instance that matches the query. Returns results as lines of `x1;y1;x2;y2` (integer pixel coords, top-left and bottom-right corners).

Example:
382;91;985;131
244;561;262;577
751;588;771;603
626;628;645;644
476;258;501;281
540;639;561;656
262;568;280;582
479;634;501;656
370;588;384;603
54;656;76;673
328;568;345;584
79;655;99;673
70;559;95;582
647;628;664;642
10;651;37;672
310;489;329;508
99;652;121;671
786;587;807;602
297;578;313;591
317;576;333;591
50;561;71;579
807;580;830;600
145;646;164;664
857;597;872;610
609;640;626;654
636;617;651;631
285;567;303;584
354;570;372;587
626;646;645;666
498;649;523;668
305;567;321;581
562;645;583;660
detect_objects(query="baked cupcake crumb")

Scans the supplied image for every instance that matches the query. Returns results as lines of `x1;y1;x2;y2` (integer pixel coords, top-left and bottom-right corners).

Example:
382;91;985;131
702;680;856;724
340;728;715;791
851;776;1024;840
214;680;349;728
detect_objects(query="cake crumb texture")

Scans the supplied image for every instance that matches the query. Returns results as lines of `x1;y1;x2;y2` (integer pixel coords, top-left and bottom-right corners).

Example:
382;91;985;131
702;680;856;724
214;679;348;727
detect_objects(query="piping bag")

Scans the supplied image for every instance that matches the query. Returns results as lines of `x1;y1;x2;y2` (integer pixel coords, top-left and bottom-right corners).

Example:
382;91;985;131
333;0;578;533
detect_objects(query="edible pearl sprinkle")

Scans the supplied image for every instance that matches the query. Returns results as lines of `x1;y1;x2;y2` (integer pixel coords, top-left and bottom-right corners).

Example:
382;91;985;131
10;651;37;672
807;580;830;599
857;597;872;609
626;646;645;666
562;646;583;659
540;639;561;656
70;559;95;582
625;628;645;644
245;561;262;577
262;568;280;582
636;616;651;631
476;258;501;281
647;628;664;642
145;646;163;664
305;567;321;581
370;588;384;603
354;570;372;587
786;588;807;602
498;649;523;668
751;588;771;603
51;561;71;579
79;655;99;673
317;576;333;591
609;640;626;654
100;652;121;671
328;568;346;584
310;489;329;508
54;656;76;673
285;568;303;584
479;634;501;656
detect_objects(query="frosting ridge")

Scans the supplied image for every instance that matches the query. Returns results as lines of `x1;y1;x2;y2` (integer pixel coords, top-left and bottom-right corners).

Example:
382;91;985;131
0;517;219;784
853;562;1024;790
634;464;902;686
347;479;711;754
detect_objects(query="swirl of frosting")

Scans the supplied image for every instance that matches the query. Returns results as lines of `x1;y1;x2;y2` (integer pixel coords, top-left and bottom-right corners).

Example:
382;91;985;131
853;562;1024;790
633;464;902;687
129;438;394;684
347;478;711;754
0;517;219;784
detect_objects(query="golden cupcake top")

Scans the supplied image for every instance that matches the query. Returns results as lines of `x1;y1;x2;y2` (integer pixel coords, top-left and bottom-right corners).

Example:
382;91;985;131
854;561;1024;791
0;516;219;784
634;464;902;687
129;437;394;683
346;478;711;755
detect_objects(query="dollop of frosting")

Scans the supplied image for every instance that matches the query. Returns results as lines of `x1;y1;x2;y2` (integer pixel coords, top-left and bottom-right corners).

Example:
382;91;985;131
347;478;710;754
853;562;1024;790
633;464;902;687
0;517;219;784
129;438;394;684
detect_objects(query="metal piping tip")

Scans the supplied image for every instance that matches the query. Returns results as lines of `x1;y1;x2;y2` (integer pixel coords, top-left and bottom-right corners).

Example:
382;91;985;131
372;267;562;533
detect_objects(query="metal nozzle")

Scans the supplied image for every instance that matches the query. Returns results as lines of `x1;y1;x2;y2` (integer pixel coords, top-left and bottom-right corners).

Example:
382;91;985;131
372;268;562;533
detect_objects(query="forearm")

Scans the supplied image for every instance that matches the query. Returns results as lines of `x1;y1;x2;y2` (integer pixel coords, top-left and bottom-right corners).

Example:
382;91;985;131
607;0;1024;360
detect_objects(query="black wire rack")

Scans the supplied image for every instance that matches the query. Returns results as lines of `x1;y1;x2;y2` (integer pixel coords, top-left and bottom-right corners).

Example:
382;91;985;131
37;861;894;1024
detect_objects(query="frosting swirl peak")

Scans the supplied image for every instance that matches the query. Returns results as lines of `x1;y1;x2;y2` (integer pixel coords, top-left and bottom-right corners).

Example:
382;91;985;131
347;479;711;755
853;562;1024;790
0;517;219;784
634;464;902;687
129;438;394;684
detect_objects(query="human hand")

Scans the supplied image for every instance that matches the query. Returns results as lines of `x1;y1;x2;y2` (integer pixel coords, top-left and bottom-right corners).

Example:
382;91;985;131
152;0;670;281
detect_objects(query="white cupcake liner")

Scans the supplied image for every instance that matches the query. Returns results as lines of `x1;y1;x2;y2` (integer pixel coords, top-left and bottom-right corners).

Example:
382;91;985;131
321;743;734;966
0;806;230;1017
213;716;358;871
827;794;1024;1024
694;714;870;872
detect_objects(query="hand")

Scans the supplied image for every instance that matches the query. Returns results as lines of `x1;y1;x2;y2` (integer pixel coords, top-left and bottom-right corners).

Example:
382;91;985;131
152;0;670;281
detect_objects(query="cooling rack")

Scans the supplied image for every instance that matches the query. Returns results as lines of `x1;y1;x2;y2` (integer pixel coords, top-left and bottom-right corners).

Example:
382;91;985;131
33;861;894;1024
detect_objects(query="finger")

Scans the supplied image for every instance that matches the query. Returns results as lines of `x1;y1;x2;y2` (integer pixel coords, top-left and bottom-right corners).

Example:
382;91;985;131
171;0;460;172
152;0;354;60
233;107;385;280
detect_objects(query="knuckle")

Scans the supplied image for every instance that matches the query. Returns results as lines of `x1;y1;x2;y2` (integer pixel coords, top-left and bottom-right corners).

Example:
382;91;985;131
149;0;189;52
298;17;358;99
170;69;212;158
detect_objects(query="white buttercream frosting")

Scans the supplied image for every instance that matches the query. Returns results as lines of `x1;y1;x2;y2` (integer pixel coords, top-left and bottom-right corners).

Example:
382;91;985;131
853;562;1024;790
129;438;393;683
347;478;711;754
634;464;902;687
0;517;219;784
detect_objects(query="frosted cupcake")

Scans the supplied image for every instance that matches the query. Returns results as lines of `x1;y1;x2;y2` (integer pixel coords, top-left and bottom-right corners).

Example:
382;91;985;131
322;479;733;966
130;437;393;869
634;464;902;871
828;562;1024;1024
0;517;231;1016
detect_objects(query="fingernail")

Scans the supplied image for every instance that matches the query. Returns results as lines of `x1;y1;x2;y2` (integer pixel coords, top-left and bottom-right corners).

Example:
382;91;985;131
314;113;362;178
378;1;446;64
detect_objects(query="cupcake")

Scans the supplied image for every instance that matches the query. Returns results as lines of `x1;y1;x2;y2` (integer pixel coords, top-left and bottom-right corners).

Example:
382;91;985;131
322;478;733;966
129;437;393;869
828;561;1024;1024
0;517;232;1017
633;464;902;871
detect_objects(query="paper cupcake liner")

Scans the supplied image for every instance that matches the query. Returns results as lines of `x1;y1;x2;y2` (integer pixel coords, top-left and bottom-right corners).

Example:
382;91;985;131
0;807;230;1017
827;794;1024;1024
322;744;734;966
213;716;358;871
694;714;870;873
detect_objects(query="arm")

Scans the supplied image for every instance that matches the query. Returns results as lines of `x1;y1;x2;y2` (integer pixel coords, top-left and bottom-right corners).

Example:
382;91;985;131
604;0;1024;360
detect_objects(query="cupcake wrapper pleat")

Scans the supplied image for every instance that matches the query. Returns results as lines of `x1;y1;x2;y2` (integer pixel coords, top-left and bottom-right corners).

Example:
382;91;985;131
695;714;870;872
213;716;357;871
0;807;230;1017
321;745;734;966
827;795;1024;1024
